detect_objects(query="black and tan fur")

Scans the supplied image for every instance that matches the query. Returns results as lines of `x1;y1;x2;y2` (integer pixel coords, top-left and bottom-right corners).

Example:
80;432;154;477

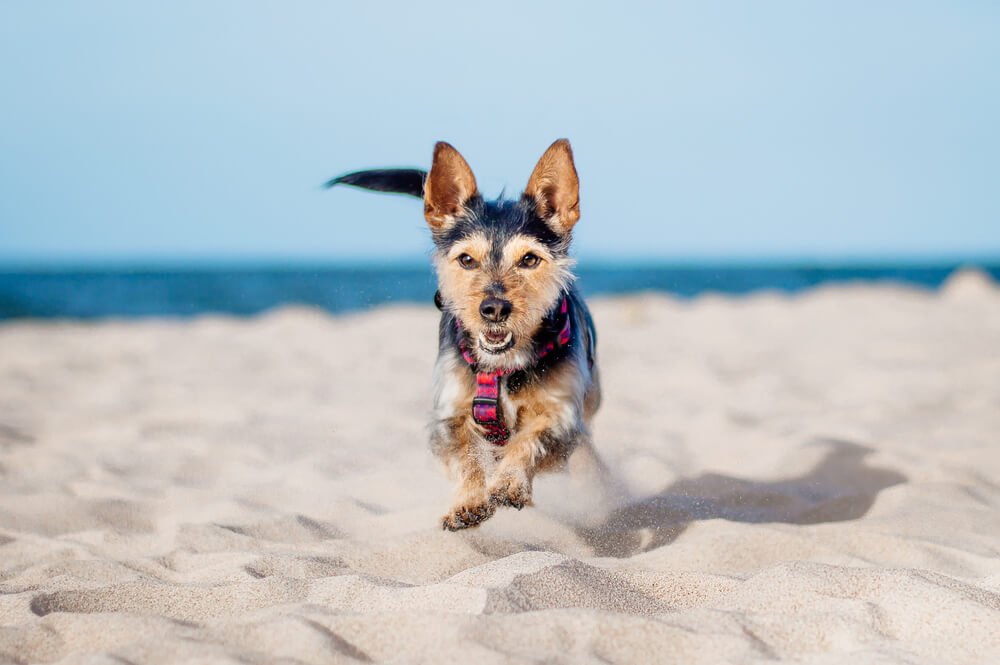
329;140;601;530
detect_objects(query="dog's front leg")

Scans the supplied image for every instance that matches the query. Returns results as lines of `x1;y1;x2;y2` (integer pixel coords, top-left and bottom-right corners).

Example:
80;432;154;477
486;416;565;510
438;422;496;531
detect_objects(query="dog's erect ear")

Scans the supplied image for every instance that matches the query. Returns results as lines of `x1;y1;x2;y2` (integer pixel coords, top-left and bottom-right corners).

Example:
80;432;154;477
523;139;580;235
325;169;427;199
424;142;479;229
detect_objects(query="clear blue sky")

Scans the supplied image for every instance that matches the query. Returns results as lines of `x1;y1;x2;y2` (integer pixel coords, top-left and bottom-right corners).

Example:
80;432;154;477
1;1;997;266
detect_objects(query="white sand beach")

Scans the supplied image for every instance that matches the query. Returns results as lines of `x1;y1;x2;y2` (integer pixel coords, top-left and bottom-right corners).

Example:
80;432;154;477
1;270;999;664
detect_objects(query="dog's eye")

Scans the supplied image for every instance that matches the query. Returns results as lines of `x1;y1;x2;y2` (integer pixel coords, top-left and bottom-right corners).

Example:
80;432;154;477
458;253;478;269
519;253;541;269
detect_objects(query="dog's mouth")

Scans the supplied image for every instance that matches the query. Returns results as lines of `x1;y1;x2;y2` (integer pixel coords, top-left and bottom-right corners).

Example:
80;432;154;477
478;329;514;354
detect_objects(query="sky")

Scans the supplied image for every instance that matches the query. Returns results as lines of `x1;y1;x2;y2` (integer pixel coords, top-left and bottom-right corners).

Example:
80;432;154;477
0;1;997;266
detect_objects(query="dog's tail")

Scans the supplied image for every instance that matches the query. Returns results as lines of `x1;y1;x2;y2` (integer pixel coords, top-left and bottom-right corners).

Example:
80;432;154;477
324;169;427;199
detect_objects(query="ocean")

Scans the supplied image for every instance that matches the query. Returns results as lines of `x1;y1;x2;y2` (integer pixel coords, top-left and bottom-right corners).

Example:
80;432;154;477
0;263;996;320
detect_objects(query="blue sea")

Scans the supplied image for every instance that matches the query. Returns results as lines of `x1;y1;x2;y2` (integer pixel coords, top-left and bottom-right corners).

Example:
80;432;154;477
0;263;997;320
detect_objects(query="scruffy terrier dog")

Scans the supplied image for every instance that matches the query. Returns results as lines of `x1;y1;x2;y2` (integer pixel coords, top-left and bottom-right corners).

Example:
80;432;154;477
329;140;601;530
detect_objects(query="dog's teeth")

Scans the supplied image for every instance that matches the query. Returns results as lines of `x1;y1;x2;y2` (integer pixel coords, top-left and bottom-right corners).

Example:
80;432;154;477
478;330;514;353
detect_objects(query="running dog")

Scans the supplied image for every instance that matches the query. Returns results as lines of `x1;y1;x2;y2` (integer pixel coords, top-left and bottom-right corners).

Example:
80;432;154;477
328;140;601;530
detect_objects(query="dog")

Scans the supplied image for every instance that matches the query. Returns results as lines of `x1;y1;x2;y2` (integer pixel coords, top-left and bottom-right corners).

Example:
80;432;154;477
328;140;602;530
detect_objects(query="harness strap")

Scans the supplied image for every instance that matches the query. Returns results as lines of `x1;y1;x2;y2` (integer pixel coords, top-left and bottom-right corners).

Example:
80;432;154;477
456;295;572;445
472;371;509;443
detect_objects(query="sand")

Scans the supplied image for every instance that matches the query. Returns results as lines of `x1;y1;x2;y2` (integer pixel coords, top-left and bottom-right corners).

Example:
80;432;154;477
1;270;999;664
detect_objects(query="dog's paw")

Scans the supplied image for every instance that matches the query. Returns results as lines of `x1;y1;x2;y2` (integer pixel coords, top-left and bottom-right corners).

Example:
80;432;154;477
441;502;495;531
488;476;533;510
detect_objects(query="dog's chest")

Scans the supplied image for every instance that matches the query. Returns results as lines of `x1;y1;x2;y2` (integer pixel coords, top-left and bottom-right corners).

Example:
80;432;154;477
434;354;582;441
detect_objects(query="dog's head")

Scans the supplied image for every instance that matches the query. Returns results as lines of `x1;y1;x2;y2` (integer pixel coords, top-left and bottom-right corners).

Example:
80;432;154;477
425;140;581;370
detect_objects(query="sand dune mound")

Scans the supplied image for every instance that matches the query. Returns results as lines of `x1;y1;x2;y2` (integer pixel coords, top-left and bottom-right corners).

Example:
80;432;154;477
942;266;1000;300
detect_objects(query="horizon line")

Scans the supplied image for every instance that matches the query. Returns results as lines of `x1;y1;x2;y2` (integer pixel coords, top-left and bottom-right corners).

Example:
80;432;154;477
2;252;1000;274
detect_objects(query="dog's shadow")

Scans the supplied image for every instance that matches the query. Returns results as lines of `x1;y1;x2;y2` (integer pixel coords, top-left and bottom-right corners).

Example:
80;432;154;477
575;438;906;558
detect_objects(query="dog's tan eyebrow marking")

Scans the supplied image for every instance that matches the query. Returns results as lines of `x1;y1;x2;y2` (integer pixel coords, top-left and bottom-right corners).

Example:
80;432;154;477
447;234;491;261
501;235;551;266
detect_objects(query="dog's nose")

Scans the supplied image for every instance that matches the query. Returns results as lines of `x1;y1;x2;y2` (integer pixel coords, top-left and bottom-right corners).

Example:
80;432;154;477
479;297;512;323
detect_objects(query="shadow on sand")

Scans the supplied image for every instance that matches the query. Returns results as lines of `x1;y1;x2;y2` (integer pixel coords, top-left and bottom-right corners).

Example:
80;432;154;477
578;439;906;558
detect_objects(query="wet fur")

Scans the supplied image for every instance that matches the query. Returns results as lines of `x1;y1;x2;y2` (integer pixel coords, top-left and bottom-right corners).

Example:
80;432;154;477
329;140;601;530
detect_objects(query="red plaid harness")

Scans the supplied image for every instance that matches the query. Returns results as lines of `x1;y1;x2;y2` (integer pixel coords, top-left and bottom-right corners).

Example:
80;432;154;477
457;297;572;445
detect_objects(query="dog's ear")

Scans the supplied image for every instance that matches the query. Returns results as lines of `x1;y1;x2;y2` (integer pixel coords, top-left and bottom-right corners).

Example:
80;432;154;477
524;139;580;235
423;142;479;229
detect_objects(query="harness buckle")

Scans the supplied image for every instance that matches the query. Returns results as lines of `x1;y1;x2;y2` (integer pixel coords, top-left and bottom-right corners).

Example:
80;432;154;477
471;394;503;429
472;395;499;423
472;395;498;408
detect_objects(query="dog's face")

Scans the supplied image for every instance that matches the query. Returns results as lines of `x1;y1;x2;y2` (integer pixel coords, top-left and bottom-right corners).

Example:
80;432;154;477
433;201;575;369
425;140;581;370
